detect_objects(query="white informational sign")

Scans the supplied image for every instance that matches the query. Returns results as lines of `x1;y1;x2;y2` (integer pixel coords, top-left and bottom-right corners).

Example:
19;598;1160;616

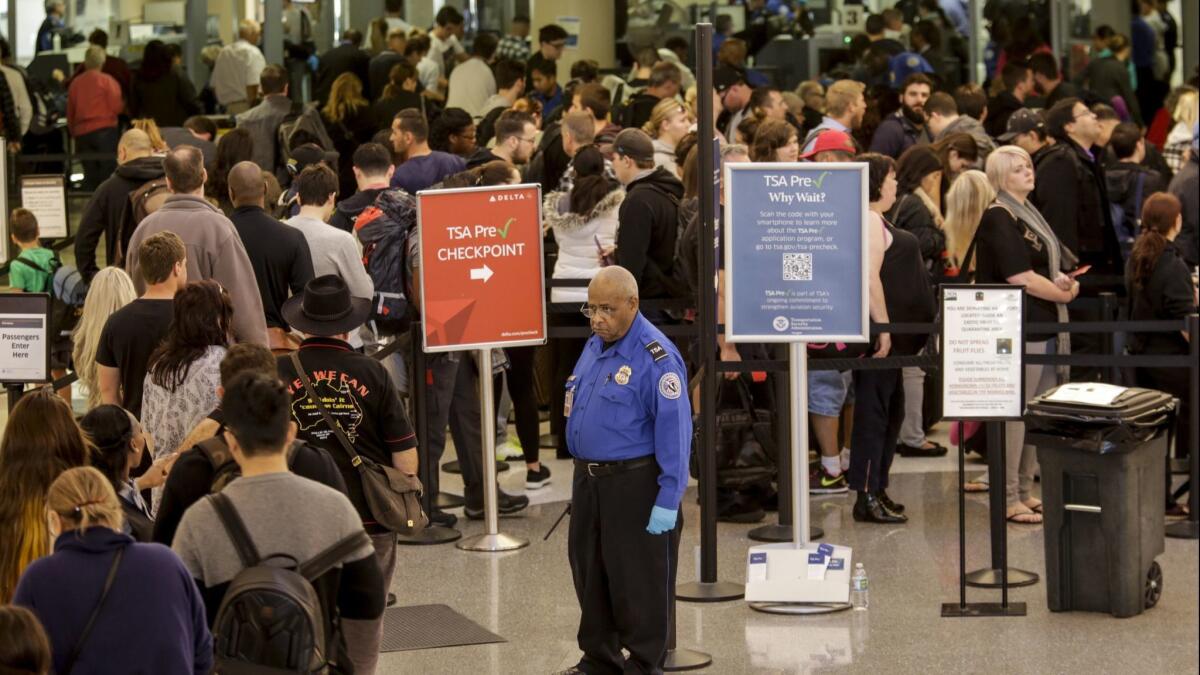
0;294;51;384
941;285;1025;421
556;16;580;49
20;175;69;239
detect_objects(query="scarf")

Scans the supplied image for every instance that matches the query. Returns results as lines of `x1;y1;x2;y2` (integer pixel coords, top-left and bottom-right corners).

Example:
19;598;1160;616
995;190;1075;381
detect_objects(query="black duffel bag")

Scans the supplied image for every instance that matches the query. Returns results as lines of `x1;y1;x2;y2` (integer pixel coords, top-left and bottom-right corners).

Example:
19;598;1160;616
690;377;777;489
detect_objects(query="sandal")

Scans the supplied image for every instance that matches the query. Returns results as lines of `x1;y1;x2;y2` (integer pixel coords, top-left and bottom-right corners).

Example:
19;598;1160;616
1022;498;1043;514
964;475;989;493
1006;505;1043;524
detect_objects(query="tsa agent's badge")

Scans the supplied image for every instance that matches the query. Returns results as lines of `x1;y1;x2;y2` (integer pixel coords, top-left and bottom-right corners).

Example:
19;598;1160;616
615;365;632;385
658;372;682;400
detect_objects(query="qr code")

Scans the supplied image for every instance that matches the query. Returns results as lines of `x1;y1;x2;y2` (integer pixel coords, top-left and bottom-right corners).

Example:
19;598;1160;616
783;253;813;281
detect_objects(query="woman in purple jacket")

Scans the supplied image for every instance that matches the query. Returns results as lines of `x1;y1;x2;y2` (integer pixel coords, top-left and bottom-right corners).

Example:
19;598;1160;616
14;467;212;675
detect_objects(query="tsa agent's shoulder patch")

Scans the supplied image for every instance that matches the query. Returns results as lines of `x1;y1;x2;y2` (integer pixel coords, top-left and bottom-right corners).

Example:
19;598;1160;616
644;340;669;363
658;372;682;400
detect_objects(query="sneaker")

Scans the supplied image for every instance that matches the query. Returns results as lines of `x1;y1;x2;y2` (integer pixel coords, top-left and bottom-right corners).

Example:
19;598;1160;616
526;464;552;489
465;490;530;519
810;464;849;494
428;509;458;528
497;439;524;460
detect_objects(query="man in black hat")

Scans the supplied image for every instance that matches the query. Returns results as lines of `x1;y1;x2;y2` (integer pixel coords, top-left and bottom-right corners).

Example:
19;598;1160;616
275;274;418;673
611;128;685;303
714;65;752;143
999;108;1052;165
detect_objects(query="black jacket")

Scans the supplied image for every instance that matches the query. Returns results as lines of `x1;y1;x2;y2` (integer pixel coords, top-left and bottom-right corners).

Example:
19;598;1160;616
228;205;315;330
330;187;386;233
984;91;1024;138
130;69;200;128
1167;154;1198;267
1126;242;1196;355
616;167;685;299
1031;139;1122;274
74;155;165;281
1081;55;1142;126
1105;161;1164;234
368;52;405;101
315;43;371;102
887;192;945;268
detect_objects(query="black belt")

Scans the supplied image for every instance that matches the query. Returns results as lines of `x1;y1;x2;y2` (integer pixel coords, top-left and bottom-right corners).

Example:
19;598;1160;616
575;456;657;478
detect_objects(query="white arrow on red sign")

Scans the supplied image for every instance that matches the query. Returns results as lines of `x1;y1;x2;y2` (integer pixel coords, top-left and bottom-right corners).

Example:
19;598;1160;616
470;264;494;283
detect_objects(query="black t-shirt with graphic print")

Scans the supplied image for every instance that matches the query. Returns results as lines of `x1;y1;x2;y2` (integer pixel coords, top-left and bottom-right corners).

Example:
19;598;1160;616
277;338;418;531
975;205;1058;341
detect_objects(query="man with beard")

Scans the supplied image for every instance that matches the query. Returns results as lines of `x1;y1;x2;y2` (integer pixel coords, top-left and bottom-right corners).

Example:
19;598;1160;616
870;73;932;159
801;79;867;154
467;110;538;168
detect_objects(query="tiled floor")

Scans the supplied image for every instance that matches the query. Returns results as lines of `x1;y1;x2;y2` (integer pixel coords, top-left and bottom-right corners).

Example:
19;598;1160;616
390;441;1198;675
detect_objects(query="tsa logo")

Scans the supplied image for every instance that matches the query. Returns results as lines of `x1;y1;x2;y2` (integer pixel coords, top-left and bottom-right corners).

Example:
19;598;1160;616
772;316;789;332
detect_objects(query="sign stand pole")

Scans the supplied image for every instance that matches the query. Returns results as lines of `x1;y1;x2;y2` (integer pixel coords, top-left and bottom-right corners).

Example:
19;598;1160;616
398;323;461;546
964;422;1038;590
5;383;23;414
457;349;529;552
749;344;824;543
748;343;849;615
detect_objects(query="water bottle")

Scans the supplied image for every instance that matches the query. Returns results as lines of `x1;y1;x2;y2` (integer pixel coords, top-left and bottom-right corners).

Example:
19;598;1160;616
850;563;869;610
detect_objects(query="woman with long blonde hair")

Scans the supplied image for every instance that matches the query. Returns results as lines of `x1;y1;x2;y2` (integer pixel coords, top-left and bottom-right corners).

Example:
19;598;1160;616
0;389;91;602
131;118;169;153
643;98;691;174
72;267;137;409
12;467;212;674
942;170;996;275
321;72;375;198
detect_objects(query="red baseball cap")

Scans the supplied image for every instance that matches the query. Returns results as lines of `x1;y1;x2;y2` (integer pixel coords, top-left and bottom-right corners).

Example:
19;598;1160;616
799;130;857;159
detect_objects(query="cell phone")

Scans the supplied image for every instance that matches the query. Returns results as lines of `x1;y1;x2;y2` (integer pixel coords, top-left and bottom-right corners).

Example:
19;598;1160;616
595;235;614;266
1068;264;1092;278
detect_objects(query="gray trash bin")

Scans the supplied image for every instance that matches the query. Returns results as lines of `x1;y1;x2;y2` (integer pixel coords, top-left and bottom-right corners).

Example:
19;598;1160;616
1026;386;1176;618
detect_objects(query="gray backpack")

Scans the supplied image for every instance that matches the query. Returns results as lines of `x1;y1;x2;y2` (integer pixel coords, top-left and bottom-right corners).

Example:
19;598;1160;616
209;493;369;674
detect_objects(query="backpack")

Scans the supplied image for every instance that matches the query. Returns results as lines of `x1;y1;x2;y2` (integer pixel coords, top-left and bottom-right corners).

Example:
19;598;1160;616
627;180;690;300
118;177;171;265
196;436;302;494
27;77;66;136
1108;170;1145;261
355;188;419;335
208;493;368;675
278;103;335;176
672;195;704;301
688;378;777;489
10;251;87;341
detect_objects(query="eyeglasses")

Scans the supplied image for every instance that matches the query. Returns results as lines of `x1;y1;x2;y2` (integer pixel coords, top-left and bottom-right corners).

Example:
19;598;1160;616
580;303;619;318
1073;110;1097;120
519;136;538;145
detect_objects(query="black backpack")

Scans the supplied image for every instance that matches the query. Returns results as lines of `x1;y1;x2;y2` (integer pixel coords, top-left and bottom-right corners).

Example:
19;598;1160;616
208;493;369;674
689;378;777;489
196;436;302;494
354;188;419;336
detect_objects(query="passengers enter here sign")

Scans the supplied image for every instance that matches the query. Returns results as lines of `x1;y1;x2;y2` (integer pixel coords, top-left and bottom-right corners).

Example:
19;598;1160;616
417;184;547;352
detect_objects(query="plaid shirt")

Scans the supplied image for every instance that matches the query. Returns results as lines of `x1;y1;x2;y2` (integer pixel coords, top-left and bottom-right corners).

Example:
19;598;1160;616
496;34;530;61
1162;140;1188;175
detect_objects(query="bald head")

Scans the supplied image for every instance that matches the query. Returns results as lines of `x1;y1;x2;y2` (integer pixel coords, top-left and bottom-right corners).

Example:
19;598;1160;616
117;129;154;163
587;266;640;343
590;266;639;300
228;161;266;207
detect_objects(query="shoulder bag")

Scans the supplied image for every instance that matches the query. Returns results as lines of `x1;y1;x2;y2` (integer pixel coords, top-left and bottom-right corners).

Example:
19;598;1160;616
289;352;428;535
61;547;125;675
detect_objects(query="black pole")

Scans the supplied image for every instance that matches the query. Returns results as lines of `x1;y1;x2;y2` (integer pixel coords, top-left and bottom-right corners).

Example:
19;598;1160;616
958;422;967;608
965;421;1038;588
676;20;743;604
1166;313;1199;539
1099;292;1118;385
5;383;23;415
397;322;462;546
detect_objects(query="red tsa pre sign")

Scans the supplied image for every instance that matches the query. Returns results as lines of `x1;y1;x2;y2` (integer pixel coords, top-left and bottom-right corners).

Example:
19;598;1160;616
417;183;547;352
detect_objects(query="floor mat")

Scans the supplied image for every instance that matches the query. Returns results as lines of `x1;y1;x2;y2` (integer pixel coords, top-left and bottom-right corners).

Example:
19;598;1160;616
379;604;506;652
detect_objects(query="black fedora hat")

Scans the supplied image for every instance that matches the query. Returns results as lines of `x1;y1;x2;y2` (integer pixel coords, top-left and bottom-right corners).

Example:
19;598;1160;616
282;275;372;336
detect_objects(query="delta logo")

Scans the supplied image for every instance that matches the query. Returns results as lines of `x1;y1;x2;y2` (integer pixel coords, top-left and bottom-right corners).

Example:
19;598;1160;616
488;193;528;202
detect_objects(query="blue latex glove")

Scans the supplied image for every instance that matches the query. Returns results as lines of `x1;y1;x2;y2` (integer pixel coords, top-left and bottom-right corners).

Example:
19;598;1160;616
646;506;678;535
307;54;320;72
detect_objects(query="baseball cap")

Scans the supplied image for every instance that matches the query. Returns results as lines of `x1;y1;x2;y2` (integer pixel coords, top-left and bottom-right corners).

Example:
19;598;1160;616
714;65;747;94
998;108;1046;142
612;128;655;163
799;130;857;160
887;52;934;89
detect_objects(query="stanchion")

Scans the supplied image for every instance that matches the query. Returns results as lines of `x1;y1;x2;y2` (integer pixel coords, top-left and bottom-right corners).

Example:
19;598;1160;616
397;323;460;546
457;349;528;552
749;344;824;543
675;20;743;605
1166;314;1199;540
662;599;711;672
965;423;1038;589
5;383;23;414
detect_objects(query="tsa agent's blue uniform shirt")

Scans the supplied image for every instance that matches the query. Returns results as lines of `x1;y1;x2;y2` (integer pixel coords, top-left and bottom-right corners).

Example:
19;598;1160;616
565;312;692;510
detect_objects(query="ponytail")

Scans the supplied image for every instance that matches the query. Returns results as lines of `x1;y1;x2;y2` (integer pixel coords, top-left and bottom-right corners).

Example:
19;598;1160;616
1129;192;1182;290
47;467;124;534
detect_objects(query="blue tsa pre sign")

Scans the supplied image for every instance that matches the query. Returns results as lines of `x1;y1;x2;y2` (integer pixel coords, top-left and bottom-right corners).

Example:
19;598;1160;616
723;163;869;343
